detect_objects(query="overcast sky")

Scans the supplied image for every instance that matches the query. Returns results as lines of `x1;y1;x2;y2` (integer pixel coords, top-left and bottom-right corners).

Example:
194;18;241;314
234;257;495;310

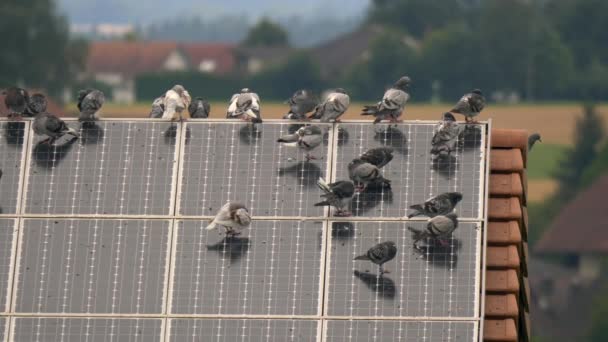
58;0;371;25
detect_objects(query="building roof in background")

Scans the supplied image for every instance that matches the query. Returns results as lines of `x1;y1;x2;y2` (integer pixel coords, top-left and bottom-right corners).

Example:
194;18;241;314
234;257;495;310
180;43;236;74
87;41;179;76
86;41;237;76
536;174;608;254
1;89;63;116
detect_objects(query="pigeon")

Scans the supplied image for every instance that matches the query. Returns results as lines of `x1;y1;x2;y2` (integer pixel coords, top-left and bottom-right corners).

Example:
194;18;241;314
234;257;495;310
359;147;394;169
528;133;542;151
314;178;355;216
430;112;461;158
283;89;318;120
23;93;47;117
348;158;391;192
162;85;191;121
77;89;105;122
354;241;397;275
205;202;252;237
149;96;165;118
188;97;210;118
361;76;411;123
450;89;486;123
33;112;79;145
407;192;463;218
3;87;29;119
226;88;262;123
277;125;323;161
408;213;459;247
309;88;350;122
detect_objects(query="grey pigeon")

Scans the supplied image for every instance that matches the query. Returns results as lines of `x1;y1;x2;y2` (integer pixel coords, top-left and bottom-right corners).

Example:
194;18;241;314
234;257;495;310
23;93;47;117
3;87;29;119
407;192;463;218
309;88;350;122
149;96;165;118
227;88;262;123
361;76;410;123
162;85;191;121
205;202;251;237
348;158;391;192
188;97;210;118
430;112;461;158
33;112;79;145
283;89;318;120
354;241;398;275
77;89;105;122
360;147;394;169
314;178;355;216
450;89;486;123
408;213;459;247
528;133;542;151
277;125;323;161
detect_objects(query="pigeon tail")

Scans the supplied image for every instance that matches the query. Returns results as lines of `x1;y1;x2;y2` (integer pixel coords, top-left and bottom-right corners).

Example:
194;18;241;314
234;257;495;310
205;222;217;230
407;204;423;218
361;105;377;116
66;127;80;137
317;178;331;193
314;200;330;207
354;254;370;261
407;226;426;241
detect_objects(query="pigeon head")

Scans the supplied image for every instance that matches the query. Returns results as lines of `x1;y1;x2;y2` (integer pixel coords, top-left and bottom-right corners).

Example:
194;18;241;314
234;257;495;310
172;85;185;94
334;88;347;94
28;93;47;114
448;192;464;204
240;88;251;93
394;76;411;90
529;133;542;144
444;213;459;226
472;89;483;96
442;112;456;122
384;241;397;249
234;208;251;226
348;158;366;167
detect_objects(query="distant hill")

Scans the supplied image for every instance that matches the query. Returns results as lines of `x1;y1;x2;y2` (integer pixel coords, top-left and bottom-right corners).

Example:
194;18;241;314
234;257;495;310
58;0;370;25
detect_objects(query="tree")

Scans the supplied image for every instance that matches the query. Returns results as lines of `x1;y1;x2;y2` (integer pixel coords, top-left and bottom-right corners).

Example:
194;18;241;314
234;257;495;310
368;0;466;39
342;31;419;101
242;18;289;47
588;286;608;341
0;0;87;98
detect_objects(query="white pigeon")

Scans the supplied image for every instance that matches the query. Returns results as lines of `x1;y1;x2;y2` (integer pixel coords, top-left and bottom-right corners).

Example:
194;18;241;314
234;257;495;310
226;88;262;123
205;202;252;237
162;85;191;121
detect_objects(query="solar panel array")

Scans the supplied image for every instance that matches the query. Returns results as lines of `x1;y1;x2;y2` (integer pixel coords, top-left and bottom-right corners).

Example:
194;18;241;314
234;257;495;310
0;119;489;342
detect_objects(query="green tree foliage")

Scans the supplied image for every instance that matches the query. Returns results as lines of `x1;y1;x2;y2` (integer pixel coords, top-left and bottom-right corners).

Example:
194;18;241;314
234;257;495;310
368;0;465;39
342;32;418;101
588;286;608;341
546;0;608;68
242;18;289;47
0;0;87;97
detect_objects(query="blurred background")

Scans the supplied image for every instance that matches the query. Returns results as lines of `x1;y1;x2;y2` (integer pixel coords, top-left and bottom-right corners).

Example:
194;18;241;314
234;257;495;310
1;0;607;340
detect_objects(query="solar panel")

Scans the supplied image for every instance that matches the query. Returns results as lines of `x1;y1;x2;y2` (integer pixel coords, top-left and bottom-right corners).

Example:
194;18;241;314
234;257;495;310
25;121;178;216
0;122;27;215
0;317;5;341
0;119;489;341
169;318;319;341
178;122;332;218
12;318;162;342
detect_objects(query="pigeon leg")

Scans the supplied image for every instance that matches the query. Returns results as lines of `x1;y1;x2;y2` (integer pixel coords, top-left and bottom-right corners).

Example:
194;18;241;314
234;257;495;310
379;264;390;275
39;137;52;145
334;209;352;217
305;154;318;162
438;239;450;247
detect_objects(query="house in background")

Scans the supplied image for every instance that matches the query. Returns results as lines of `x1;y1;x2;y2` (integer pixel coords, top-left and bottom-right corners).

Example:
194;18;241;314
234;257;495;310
85;41;236;103
234;46;294;75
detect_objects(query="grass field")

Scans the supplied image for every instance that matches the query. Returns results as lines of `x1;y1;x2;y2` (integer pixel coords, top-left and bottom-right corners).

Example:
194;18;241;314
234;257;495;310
65;102;606;203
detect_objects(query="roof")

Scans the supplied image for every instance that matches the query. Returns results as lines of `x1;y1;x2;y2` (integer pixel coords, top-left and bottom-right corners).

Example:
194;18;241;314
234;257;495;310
87;41;179;76
87;41;238;76
180;43;236;74
536;174;608;254
484;128;531;342
1;89;63;116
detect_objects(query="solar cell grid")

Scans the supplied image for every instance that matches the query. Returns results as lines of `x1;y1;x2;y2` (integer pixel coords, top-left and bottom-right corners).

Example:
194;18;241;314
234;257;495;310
0;122;27;215
0;119;489;342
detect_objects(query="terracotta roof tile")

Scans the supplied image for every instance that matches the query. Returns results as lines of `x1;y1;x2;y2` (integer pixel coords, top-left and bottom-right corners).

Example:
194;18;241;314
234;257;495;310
487;221;522;245
489;173;523;199
483;319;518;341
487;246;521;269
485;294;519;318
180;43;236;74
486;270;520;293
87;41;179;76
536;174;608;254
489;197;522;221
490;149;524;173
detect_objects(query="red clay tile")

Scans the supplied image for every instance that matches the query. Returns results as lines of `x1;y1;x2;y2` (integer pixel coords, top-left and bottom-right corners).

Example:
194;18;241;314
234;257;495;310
487;246;520;269
489;173;523;198
485;294;519;318
487;221;522;245
483;319;518;341
491;129;528;151
490;149;524;173
486;270;520;293
489;197;522;221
